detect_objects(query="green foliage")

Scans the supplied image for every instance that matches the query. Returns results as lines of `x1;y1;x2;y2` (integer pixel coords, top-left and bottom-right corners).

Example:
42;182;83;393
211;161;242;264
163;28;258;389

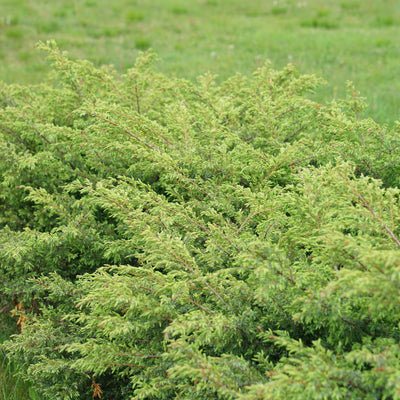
1;42;400;399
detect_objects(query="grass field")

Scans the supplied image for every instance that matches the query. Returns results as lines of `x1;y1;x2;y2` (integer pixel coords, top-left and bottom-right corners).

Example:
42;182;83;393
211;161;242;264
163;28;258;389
0;312;36;399
1;0;400;124
0;351;37;400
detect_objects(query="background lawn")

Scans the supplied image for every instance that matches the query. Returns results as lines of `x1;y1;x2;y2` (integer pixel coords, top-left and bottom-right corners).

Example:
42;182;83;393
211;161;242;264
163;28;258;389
1;0;399;124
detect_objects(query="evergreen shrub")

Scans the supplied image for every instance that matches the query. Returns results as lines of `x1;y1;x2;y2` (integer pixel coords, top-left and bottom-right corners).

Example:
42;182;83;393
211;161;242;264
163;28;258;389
1;41;399;399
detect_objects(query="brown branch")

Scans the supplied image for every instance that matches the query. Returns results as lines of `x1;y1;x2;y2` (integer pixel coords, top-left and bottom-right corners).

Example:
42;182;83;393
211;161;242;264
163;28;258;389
186;298;214;316
0;304;11;315
93;114;158;151
355;192;400;249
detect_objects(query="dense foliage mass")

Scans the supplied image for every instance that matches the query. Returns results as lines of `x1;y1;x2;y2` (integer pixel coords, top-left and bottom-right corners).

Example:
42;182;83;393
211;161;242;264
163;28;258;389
1;42;399;399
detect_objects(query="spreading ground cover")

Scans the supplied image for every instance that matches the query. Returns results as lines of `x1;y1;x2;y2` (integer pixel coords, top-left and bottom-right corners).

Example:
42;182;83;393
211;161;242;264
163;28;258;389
0;43;399;399
1;0;400;124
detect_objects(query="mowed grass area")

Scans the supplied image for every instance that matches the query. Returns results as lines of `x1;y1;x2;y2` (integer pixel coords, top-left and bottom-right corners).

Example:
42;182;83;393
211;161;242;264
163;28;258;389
1;0;399;124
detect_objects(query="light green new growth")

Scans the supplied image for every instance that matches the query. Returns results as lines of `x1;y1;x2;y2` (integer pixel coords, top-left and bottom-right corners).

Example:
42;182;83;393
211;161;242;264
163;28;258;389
0;41;399;399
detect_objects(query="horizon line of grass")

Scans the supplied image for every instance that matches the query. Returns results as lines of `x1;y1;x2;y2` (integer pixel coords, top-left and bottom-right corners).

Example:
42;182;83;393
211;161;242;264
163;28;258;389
1;0;399;124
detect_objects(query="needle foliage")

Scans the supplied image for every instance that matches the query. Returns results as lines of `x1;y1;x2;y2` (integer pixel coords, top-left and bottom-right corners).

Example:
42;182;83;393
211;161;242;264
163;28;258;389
1;42;399;399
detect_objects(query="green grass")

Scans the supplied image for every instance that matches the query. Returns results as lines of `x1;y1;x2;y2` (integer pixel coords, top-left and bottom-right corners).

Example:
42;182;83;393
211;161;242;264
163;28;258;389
0;350;40;400
0;0;399;124
0;311;37;399
0;351;32;400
